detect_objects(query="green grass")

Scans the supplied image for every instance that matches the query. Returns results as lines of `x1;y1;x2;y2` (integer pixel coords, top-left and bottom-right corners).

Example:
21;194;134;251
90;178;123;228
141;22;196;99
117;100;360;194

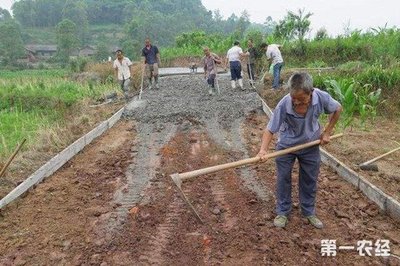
0;109;56;156
0;69;117;160
0;69;68;79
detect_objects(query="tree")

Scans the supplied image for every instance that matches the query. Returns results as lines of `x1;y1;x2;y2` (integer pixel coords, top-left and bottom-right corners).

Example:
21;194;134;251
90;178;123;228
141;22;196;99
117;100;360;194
315;27;329;41
94;36;110;61
0;8;12;22
213;10;223;22
56;19;79;64
245;29;263;46
263;16;275;31
0;20;25;65
62;0;89;45
287;8;313;41
122;16;145;59
12;0;37;27
274;8;313;41
12;0;66;27
224;14;238;34
234;10;251;40
176;31;207;48
274;18;294;40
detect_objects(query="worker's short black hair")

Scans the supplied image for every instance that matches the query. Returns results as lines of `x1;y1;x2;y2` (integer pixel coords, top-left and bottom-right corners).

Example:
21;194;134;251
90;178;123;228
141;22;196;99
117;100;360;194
116;49;123;54
234;40;240;46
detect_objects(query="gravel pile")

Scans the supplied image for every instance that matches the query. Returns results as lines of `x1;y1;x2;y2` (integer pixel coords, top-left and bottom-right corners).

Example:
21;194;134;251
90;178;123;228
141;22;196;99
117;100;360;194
124;74;263;128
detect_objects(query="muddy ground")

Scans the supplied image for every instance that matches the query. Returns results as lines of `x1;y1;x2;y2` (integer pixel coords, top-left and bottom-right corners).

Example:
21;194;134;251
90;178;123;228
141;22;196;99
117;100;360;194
0;74;399;265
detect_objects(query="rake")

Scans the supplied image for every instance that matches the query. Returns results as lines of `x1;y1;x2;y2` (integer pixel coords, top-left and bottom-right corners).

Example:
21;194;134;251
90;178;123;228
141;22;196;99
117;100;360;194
170;133;343;224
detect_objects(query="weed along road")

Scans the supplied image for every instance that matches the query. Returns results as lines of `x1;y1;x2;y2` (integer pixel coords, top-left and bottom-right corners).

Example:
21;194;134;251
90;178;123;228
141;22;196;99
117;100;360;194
0;74;399;265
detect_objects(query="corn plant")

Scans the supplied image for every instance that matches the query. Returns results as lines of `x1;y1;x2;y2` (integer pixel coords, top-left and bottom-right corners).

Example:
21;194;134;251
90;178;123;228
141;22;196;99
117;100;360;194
367;88;383;120
356;84;382;123
356;86;369;128
324;79;356;129
357;65;400;91
324;78;384;130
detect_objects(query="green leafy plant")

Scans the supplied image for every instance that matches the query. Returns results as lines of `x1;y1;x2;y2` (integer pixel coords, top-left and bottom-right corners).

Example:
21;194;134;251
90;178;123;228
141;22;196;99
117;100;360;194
324;79;356;129
324;78;384;130
355;84;383;128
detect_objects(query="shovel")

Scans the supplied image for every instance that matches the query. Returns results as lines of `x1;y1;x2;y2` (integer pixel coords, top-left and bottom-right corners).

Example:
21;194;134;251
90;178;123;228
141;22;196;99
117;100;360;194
359;145;400;171
171;133;343;223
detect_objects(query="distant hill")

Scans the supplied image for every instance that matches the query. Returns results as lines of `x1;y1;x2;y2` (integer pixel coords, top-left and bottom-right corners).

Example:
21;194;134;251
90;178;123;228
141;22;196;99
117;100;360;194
13;0;273;50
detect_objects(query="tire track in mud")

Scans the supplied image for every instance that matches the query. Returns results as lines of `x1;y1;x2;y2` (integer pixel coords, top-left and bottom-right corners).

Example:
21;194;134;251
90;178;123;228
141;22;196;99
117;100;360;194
138;195;184;265
134;129;219;265
208;177;237;230
161;129;263;265
107;122;177;231
206;116;272;202
115;128;210;265
188;130;237;230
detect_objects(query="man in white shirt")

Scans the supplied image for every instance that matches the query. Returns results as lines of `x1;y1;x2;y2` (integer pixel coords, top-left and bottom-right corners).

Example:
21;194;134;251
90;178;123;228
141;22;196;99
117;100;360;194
226;41;245;90
261;43;284;90
113;49;133;101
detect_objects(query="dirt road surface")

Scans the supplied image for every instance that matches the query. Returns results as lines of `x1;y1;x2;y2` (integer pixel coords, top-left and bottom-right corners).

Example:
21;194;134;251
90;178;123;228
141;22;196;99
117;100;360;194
0;74;399;265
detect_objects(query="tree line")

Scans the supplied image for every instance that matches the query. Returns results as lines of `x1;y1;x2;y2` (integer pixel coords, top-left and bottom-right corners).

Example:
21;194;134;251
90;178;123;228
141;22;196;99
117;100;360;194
1;0;277;66
10;0;274;45
5;0;361;68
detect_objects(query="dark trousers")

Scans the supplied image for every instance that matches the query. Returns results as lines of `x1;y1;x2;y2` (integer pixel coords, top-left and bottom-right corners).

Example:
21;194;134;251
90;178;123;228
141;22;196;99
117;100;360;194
272;62;283;89
229;61;242;80
207;73;216;88
275;145;321;216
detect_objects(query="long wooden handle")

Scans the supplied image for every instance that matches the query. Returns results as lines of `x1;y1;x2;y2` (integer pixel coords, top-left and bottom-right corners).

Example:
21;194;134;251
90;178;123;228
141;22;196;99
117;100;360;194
0;139;26;178
360;145;400;166
179;133;343;181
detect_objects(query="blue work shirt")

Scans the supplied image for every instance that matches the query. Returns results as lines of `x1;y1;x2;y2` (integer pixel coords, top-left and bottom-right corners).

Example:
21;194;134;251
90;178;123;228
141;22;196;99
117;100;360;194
142;45;159;64
267;88;340;148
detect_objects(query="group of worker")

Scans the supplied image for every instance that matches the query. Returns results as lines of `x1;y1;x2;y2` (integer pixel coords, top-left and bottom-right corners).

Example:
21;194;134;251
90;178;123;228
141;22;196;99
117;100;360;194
202;39;284;95
113;38;285;99
113;38;161;101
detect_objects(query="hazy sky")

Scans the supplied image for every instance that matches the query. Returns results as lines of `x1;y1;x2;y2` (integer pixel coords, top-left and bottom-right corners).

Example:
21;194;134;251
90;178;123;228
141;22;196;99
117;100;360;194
1;0;399;36
201;0;400;36
0;0;12;11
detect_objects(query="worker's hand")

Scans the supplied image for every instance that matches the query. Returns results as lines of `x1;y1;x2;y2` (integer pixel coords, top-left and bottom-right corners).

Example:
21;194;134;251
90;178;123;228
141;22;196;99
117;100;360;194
320;131;331;145
257;149;268;161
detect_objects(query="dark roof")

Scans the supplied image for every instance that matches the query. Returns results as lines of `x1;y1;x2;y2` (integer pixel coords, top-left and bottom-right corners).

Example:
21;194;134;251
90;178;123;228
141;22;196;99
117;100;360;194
25;44;57;53
79;46;97;56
